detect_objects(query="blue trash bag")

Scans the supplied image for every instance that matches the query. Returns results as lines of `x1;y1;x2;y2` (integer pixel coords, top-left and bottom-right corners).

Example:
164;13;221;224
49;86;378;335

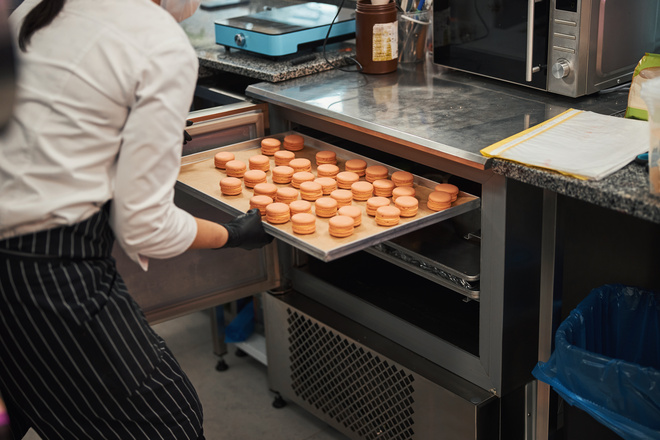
224;299;255;343
533;284;660;440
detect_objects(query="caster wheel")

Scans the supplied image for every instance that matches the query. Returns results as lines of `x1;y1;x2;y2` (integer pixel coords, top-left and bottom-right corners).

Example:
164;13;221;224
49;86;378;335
235;348;247;357
215;359;228;372
272;393;287;409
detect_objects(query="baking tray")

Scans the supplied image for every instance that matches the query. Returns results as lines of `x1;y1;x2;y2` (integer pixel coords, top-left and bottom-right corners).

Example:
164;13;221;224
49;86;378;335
176;132;481;262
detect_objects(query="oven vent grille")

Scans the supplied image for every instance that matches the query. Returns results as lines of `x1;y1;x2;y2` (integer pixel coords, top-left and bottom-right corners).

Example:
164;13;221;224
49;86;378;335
286;309;416;440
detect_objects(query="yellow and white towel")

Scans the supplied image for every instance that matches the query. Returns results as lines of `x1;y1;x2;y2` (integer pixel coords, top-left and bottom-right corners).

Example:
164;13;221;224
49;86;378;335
481;109;649;180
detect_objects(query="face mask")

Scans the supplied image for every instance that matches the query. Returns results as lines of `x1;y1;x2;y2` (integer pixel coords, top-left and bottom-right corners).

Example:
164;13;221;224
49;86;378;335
159;0;202;22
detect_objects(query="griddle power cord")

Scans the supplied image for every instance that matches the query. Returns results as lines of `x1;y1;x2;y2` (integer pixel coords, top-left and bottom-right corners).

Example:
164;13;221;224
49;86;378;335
322;0;363;73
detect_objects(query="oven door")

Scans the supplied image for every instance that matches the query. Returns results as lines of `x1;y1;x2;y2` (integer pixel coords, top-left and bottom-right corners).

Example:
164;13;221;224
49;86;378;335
113;103;280;324
433;0;550;90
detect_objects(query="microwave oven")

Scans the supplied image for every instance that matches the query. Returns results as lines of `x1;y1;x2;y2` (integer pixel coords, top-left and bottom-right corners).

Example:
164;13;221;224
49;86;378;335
433;0;660;97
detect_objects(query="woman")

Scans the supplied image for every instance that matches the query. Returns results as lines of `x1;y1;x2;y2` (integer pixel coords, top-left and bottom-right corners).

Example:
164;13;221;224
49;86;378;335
0;0;271;438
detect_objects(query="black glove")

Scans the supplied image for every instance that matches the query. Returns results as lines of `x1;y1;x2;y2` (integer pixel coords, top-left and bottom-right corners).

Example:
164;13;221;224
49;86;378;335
223;209;273;250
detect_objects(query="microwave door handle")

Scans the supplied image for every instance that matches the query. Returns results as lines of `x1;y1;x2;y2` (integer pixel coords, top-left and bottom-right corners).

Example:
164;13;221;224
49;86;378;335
526;0;542;81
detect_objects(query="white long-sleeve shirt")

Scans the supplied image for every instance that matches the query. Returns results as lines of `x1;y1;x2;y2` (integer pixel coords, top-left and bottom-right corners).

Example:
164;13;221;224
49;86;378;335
1;0;199;269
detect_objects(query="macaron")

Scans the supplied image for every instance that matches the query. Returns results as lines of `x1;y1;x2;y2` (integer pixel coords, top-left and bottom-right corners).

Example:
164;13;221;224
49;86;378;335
375;205;401;226
289;200;313;215
289;158;312;173
260;138;281;156
291;171;315;188
330;189;353;208
365;165;389;183
248;154;270;172
316;164;340;179
345;159;367;176
372;179;395;197
391;170;414;187
214;151;234;169
291;213;316;235
275;187;299;204
249;195;273;215
366;196;390;216
253;182;278;198
283;134;305;152
272;166;294;184
274;150;295;166
434;183;459;202
314;177;337;195
219;177;242;196
351;181;374;201
338;205;362;227
392;186;416;201
315;150;337;165
336;171;360;189
265;202;290;224
314;197;338;218
299;181;323;201
225;160;247;178
394;195;419;217
328;215;354;238
427;191;452;211
243;169;267;188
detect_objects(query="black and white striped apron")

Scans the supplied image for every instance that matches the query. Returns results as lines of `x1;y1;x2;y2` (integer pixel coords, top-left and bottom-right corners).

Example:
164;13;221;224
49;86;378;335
0;204;205;440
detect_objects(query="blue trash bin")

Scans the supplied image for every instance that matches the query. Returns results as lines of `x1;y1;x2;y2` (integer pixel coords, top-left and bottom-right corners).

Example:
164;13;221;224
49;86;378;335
533;284;660;440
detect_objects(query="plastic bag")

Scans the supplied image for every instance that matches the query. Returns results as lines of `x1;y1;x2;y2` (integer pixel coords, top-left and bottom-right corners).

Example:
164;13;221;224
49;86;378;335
224;299;255;343
533;284;660;440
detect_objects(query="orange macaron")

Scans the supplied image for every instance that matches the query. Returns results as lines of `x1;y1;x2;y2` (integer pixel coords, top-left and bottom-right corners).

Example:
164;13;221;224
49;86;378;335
249;195;273;215
248;154;270;172
375;205;401;226
314;177;337;195
328;215;355;238
260;138;281;156
314;197;338;218
253;182;278;198
291;171;315;188
265;202;290;224
372;179;395;197
289;158;312;173
225;160;247;178
243;170;267;188
275;187;299;204
214;151;235;169
366;197;390;216
330;189;352;208
291;213;316;235
283;134;305;152
345;159;367;176
289;200;313;215
316;164;340;179
272;166;294;184
351;181;374;201
394;195;419;217
273;150;295;166
299;181;323;201
434;183;459;202
315;150;337;165
219;177;243;196
391;170;414;187
336;171;360;189
338;205;362;227
427;191;452;211
365;165;388;183
392;186;416;201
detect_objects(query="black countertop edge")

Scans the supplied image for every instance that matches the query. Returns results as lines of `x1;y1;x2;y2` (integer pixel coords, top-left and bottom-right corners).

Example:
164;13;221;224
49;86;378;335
492;159;660;224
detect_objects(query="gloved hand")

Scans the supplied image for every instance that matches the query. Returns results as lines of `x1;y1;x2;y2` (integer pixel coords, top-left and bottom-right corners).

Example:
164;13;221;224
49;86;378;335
223;209;273;250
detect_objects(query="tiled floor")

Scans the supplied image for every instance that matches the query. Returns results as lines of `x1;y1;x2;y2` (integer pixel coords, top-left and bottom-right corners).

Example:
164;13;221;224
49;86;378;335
23;310;348;440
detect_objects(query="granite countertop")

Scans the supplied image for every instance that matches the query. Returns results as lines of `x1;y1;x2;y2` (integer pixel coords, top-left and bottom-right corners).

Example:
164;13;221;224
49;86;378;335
180;0;356;83
245;64;660;224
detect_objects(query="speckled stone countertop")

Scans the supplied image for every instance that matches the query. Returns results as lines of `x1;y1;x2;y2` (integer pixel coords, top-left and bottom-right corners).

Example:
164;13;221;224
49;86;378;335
180;0;355;83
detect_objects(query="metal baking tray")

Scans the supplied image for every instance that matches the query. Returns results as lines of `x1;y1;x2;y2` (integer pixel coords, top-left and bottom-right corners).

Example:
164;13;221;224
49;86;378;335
176;132;481;262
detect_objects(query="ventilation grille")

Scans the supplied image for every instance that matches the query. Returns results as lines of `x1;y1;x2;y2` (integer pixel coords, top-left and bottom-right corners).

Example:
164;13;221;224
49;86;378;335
286;309;416;440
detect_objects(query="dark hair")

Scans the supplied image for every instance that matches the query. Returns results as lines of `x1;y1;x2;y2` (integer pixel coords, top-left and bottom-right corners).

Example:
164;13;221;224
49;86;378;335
18;0;65;51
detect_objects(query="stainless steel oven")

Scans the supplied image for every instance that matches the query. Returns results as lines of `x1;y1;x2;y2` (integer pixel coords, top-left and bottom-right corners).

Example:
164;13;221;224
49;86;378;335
433;0;660;97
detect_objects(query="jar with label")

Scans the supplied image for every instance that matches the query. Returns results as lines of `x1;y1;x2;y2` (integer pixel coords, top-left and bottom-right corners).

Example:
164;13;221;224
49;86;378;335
355;0;398;74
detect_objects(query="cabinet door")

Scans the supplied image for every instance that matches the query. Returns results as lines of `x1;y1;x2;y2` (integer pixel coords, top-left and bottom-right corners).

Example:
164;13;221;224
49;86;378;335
113;104;280;324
